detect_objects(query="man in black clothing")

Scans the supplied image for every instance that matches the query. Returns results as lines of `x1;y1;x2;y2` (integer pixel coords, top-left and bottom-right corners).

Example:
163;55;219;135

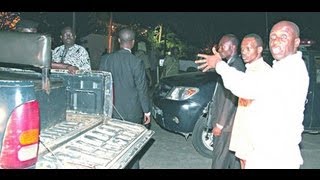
99;28;151;168
209;34;245;169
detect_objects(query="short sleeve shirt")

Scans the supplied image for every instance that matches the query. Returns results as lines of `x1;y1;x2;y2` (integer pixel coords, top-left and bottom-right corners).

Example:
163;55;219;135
52;44;91;71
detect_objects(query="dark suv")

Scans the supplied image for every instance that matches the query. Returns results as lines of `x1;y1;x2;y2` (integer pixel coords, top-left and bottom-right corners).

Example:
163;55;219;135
152;49;320;158
152;71;218;158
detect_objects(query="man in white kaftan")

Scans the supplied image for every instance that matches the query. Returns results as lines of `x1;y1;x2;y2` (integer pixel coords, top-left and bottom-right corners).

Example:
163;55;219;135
228;34;272;169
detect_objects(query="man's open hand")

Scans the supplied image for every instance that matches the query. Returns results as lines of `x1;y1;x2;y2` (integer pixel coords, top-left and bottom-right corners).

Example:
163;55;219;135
195;47;222;72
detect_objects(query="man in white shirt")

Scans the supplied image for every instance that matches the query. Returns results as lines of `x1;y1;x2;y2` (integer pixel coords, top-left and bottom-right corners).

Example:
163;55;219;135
196;21;309;169
228;33;271;169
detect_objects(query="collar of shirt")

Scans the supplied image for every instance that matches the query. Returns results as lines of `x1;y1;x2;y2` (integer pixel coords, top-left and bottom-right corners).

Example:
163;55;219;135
245;57;264;69
63;44;76;50
227;54;239;64
272;51;302;68
226;56;233;64
123;48;132;53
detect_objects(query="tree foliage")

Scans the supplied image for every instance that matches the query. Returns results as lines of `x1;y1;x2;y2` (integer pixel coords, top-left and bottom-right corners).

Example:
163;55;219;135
0;12;197;58
0;12;20;31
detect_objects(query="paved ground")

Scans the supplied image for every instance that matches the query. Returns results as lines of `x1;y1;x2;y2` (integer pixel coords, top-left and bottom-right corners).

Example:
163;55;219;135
300;133;320;169
139;118;320;169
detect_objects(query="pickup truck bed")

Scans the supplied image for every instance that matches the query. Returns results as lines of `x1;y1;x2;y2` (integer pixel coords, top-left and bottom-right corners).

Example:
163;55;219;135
0;67;154;169
0;32;154;169
37;115;153;169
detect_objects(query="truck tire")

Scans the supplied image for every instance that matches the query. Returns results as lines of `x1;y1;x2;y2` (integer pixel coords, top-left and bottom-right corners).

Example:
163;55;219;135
192;115;215;158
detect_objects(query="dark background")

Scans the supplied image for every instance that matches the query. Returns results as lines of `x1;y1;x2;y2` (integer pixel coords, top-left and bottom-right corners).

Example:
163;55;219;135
113;12;320;48
20;12;320;49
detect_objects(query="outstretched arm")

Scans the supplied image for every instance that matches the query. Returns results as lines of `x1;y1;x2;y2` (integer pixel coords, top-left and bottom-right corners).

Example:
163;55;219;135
195;51;222;72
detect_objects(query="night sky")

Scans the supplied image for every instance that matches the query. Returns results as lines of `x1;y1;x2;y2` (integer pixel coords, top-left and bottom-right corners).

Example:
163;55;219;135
21;12;320;49
113;12;320;48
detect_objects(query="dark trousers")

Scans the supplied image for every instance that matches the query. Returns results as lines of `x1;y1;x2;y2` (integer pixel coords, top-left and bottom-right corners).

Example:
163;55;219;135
211;131;240;169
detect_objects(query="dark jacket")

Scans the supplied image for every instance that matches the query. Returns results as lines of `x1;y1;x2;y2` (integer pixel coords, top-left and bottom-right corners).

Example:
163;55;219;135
211;55;246;131
210;54;245;169
99;49;151;124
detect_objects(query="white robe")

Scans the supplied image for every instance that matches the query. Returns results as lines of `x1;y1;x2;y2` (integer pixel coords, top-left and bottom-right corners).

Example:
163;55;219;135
216;51;309;169
229;58;271;161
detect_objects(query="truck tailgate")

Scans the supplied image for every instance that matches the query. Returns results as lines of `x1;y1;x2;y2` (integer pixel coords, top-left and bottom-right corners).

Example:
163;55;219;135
36;114;154;169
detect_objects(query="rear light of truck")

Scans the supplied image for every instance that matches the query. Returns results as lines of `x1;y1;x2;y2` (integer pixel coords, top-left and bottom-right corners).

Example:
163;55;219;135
0;100;40;169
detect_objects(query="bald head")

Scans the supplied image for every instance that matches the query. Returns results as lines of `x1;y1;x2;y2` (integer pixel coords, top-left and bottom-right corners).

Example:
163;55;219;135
118;28;135;49
119;28;135;42
272;21;300;38
269;20;300;61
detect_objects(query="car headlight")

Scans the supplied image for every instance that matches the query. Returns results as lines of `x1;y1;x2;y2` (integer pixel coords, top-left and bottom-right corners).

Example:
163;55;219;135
165;86;199;101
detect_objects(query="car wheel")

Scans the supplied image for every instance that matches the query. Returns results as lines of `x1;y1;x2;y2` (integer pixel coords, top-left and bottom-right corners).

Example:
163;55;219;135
192;115;215;158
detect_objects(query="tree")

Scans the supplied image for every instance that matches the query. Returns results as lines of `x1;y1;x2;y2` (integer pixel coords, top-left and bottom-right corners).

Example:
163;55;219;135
0;12;20;31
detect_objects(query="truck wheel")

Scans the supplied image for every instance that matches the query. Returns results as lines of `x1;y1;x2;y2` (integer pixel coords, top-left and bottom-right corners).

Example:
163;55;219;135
192;115;215;158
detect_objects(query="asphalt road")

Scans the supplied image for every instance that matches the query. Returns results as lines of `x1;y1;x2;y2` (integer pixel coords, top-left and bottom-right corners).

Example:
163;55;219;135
139;118;320;169
140;118;211;169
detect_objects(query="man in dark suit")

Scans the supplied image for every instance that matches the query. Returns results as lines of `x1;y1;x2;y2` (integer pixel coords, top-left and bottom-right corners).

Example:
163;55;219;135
209;34;246;169
99;28;151;168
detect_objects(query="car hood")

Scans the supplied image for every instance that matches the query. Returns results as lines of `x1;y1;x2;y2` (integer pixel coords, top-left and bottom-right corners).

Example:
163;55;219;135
160;71;218;87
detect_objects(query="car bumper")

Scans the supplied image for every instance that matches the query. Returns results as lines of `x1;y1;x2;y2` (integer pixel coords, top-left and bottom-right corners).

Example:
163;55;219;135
152;100;202;134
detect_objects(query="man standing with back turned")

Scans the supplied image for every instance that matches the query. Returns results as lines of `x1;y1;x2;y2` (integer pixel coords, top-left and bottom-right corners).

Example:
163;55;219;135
99;28;151;169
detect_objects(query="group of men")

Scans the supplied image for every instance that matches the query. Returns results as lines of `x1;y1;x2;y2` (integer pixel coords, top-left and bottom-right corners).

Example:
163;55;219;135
17;18;309;169
196;20;308;169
